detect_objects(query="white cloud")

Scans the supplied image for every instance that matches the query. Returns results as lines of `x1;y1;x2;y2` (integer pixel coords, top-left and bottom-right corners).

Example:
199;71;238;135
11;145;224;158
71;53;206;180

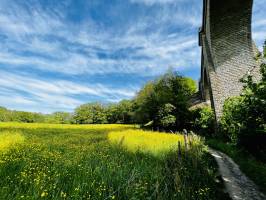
0;71;137;113
252;0;266;49
0;0;264;113
0;0;202;112
0;0;201;77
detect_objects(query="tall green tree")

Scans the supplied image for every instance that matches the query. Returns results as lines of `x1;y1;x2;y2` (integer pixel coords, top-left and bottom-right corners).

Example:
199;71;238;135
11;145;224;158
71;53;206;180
134;71;196;130
116;100;134;124
134;82;158;125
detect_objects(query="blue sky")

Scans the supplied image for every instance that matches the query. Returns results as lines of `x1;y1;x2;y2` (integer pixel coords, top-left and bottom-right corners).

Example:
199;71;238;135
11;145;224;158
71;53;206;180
0;0;265;113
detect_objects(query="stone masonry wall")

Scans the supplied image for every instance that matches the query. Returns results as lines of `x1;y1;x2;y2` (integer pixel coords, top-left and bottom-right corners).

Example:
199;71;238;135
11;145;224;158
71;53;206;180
199;0;260;120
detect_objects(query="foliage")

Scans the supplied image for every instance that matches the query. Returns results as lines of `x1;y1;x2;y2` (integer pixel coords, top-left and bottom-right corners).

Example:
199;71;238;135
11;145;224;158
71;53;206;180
0;108;65;124
133;81;157;125
134;71;196;130
220;97;244;142
158;103;176;130
106;100;134;124
220;57;266;158
192;106;215;137
0;70;196;129
74;103;107;124
73;100;134;125
0;107;11;122
45;112;73;124
0;100;135;125
0;123;227;199
10;111;45;123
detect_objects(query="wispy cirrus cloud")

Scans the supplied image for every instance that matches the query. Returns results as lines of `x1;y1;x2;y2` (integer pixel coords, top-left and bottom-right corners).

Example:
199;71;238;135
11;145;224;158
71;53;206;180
0;0;202;76
252;0;266;51
0;0;264;113
0;70;137;113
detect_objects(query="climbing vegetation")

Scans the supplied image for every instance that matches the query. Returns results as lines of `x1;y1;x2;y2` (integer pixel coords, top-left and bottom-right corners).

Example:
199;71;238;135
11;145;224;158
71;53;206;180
221;52;266;160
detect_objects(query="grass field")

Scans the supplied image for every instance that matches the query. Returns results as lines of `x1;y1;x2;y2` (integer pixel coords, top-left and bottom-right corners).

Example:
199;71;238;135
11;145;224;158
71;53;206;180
0;123;226;200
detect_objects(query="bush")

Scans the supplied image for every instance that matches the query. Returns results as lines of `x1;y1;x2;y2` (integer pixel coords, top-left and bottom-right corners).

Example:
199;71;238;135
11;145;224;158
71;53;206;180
239;129;266;161
220;97;244;142
192;106;215;137
220;61;266;158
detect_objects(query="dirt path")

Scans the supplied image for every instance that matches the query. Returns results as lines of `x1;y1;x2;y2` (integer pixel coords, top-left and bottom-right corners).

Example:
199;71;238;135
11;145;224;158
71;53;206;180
209;148;265;200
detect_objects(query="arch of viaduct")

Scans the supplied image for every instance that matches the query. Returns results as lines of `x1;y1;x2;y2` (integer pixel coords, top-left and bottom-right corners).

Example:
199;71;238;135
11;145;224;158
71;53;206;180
198;0;260;121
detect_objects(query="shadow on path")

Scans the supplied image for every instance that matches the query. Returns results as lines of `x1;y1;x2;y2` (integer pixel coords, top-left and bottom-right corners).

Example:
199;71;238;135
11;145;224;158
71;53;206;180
209;148;265;200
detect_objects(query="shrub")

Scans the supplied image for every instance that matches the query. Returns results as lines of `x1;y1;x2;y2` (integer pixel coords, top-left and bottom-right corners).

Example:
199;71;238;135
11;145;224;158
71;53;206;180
192;106;215;137
220;97;244;142
220;61;266;158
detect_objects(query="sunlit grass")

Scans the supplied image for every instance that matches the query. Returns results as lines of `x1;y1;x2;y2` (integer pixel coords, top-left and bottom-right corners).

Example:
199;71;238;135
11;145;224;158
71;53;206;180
0;131;25;152
108;129;184;157
0;122;135;130
0;122;222;199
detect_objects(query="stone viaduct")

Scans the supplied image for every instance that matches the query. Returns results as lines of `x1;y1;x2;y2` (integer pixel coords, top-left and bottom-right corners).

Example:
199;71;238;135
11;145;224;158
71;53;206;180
198;0;260;121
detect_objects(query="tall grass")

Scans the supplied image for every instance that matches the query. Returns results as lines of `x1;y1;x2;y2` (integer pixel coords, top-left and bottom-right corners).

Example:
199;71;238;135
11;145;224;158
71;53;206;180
0;122;226;199
0;131;25;152
108;129;184;157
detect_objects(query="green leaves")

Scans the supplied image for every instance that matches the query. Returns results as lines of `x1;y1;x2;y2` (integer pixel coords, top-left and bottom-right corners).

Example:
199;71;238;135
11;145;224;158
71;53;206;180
221;59;266;154
134;70;197;130
74;103;107;124
192;106;215;136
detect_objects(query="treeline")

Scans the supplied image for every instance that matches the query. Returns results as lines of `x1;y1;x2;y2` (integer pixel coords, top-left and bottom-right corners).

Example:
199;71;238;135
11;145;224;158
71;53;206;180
0;71;197;131
0;101;134;125
0;108;73;124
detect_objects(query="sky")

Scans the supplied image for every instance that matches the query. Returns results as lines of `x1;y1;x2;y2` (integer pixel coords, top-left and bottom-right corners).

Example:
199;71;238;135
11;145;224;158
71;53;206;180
0;0;265;113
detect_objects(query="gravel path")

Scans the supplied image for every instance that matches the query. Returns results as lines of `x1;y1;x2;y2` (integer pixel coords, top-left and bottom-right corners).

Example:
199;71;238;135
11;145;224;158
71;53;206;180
209;148;265;200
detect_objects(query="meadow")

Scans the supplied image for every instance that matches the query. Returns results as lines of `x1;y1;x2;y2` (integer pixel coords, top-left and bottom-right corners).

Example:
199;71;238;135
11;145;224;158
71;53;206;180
0;123;226;200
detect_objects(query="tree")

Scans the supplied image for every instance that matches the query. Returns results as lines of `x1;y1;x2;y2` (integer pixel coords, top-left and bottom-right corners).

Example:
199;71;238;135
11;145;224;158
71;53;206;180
154;72;196;129
134;82;158;125
0;107;11;122
91;103;108;124
105;104;119;124
116;100;134;124
74;103;107;124
134;70;196;130
158;103;176;130
74;104;94;124
45;112;73;124
12;111;35;123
